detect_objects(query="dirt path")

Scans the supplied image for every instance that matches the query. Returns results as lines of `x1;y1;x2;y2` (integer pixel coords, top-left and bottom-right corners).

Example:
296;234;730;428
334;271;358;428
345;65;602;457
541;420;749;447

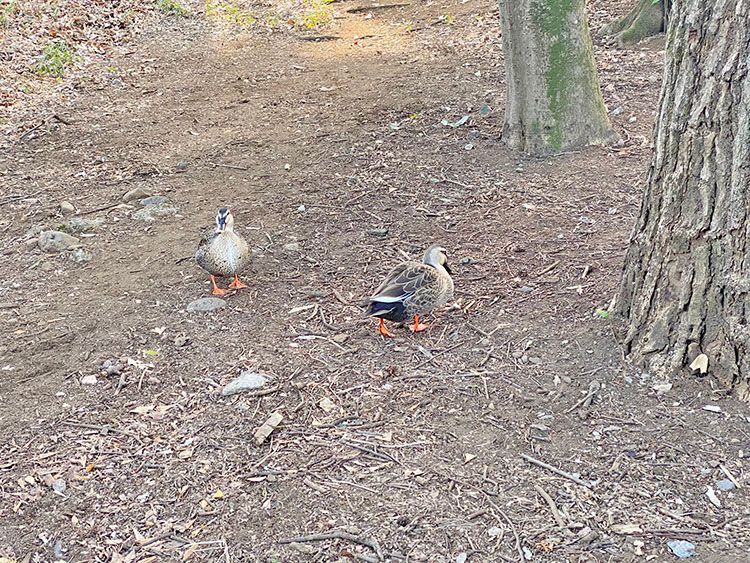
1;1;749;561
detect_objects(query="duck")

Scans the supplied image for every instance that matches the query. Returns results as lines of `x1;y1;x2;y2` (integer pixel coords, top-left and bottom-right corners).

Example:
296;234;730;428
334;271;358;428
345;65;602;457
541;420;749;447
195;207;250;295
366;244;454;337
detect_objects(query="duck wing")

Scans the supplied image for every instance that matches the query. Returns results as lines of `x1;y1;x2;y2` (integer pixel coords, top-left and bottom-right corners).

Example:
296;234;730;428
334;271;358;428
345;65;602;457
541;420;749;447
370;262;436;303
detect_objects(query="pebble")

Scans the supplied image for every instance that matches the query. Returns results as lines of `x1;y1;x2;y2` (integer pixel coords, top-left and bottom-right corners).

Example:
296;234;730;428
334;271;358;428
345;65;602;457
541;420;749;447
716;478;736;492
38;231;82;252
628;116;637;124
140;195;169;206
63;216;104;233
133;204;179;222
68;248;92;264
667;539;695;559
222;371;269;396
282;242;301;252
101;359;122;376
52;478;67;493
612;106;625;116
80;374;97;385
187;297;226;313
59;201;75;216
519;286;533;294
54;540;64;559
176;160;189;172
174;335;190;347
367;228;389;237
122;187;151;202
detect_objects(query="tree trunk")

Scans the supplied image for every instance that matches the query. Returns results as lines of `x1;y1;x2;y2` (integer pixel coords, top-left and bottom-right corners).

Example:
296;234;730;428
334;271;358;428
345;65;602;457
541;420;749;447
604;0;667;46
499;0;614;156
614;0;750;400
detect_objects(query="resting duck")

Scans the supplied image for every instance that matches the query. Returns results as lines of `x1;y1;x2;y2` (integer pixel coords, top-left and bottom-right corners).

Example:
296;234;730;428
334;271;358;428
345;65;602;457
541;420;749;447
366;245;454;337
195;208;250;295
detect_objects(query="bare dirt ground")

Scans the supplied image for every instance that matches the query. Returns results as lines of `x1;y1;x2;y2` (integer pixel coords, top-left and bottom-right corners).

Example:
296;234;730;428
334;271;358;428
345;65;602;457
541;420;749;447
1;1;749;561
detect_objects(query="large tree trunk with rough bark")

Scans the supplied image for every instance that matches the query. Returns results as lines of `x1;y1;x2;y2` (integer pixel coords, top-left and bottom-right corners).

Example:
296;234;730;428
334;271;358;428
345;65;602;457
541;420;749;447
499;0;614;156
604;0;669;46
614;0;750;400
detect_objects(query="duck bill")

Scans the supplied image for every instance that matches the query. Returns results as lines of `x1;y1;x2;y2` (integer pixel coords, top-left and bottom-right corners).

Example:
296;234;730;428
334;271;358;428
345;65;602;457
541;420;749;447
443;262;452;275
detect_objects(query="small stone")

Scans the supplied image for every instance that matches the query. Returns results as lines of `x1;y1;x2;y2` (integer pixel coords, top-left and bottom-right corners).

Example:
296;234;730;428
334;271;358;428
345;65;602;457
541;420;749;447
296;204;306;213
176;160;189;171
133;204;179;222
612;106;625;116
54;540;64;559
519;286;533;294
283;242;301;252
52;478;67;493
284;163;291;170
367;228;389;237
332;333;349;344
628;116;637;124
140;195;169;206
222;371;269;396
40;261;55;272
174;335;190;347
59;201;75;216
81;374;97;385
122;187;151;202
667;539;696;559
68;248;92;263
38;231;82;252
716;478;736;492
187;297;226;313
63;216;104;233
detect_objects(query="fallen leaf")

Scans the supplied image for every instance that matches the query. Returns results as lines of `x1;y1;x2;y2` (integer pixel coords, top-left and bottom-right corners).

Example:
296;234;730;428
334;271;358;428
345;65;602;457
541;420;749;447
182;543;199;561
690;353;708;374
213;489;225;499
130;405;154;415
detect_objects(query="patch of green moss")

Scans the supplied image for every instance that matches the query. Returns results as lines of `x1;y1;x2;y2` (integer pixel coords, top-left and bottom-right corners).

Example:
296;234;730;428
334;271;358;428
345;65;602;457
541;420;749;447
531;0;576;152
156;0;189;16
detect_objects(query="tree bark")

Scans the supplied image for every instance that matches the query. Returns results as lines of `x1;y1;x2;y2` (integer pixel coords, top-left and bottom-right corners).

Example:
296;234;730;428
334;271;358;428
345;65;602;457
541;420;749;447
614;0;750;400
499;0;614;156
604;0;667;46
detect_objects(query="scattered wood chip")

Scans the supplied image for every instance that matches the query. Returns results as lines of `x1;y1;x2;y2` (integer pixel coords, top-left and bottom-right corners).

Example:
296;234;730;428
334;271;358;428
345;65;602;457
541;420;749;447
254;412;283;445
706;485;722;508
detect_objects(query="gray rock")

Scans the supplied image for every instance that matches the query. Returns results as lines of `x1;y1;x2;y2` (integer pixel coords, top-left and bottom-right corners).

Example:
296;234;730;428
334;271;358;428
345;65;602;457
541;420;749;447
101;359;122;376
283;242;301;252
68;248;92;264
667;540;695;559
133;204;179;222
52;478;67;493
59;201;76;216
367;228;389;237
612;106;625;116
222;371;269;396
519;286;533;294
140;195;169;206
174;335;190;347
187;297;226;313
176;160;189;172
122;187;151;202
716;478;736;492
38;231;82;252
54;540;64;559
63;216;104;233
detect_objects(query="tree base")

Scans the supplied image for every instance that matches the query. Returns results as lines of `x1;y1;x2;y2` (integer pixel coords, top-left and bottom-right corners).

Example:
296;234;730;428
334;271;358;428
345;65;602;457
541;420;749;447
604;0;664;46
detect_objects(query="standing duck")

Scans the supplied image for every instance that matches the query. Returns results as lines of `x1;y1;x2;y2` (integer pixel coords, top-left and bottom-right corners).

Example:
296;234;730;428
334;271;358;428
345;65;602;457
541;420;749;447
366;245;454;337
195;208;250;295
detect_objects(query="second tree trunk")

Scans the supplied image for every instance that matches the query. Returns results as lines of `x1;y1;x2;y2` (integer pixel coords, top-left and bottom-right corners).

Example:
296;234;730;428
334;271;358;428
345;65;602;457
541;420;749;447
499;0;614;155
